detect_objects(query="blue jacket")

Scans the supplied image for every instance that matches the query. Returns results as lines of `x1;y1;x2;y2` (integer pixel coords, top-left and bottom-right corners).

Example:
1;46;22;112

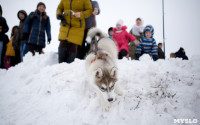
23;11;51;48
136;37;158;56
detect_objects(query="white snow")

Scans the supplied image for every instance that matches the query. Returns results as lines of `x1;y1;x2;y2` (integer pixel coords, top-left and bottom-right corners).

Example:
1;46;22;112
0;53;200;125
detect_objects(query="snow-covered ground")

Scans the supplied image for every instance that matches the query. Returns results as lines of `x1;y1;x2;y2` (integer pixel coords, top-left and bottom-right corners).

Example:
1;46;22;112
0;53;200;125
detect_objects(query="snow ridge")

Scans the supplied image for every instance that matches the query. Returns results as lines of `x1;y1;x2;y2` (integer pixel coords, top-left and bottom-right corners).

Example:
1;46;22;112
0;53;200;125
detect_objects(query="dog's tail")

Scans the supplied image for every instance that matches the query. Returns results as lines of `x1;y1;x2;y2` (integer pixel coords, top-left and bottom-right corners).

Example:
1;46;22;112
86;28;107;44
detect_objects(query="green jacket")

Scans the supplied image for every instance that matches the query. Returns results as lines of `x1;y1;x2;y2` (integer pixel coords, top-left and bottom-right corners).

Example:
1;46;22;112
129;30;143;60
57;0;93;45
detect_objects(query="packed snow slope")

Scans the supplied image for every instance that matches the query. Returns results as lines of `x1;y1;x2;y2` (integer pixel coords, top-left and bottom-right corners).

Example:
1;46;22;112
0;52;200;125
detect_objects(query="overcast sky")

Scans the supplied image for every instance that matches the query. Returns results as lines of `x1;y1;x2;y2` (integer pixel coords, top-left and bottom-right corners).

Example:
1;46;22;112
1;0;200;58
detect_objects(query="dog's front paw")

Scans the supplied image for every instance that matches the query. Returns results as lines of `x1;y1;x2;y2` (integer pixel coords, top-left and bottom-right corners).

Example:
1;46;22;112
102;101;110;112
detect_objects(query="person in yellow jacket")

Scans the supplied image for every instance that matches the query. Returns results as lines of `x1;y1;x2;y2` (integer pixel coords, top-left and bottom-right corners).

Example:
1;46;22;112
4;26;18;69
56;0;93;63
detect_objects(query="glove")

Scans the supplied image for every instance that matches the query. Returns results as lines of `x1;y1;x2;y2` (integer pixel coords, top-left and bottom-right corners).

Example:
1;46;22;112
133;39;140;46
48;38;51;44
57;14;63;20
22;33;29;40
61;19;67;26
57;14;67;26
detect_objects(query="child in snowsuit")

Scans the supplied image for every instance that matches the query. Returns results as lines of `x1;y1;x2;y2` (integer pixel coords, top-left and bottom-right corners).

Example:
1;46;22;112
112;19;138;59
108;27;114;39
136;25;158;61
4;26;19;69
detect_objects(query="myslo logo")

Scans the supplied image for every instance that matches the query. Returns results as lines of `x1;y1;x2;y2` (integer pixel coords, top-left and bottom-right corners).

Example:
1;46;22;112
174;119;198;124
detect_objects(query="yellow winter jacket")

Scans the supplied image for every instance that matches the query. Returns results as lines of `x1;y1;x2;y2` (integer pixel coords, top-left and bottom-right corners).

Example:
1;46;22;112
6;36;15;56
57;0;93;45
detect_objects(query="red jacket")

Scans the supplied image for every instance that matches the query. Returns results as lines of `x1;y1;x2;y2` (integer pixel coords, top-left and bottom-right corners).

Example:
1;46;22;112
112;26;136;54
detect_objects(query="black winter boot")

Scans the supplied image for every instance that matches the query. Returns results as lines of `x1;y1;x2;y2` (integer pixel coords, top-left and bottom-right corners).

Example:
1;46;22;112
152;55;158;61
135;53;141;60
69;53;77;63
58;47;68;63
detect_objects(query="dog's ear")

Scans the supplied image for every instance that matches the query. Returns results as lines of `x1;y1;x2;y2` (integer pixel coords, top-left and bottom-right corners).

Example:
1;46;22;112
110;67;118;77
95;68;103;79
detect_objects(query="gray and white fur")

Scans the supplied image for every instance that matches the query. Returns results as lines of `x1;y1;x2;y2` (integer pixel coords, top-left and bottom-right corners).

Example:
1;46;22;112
85;28;123;112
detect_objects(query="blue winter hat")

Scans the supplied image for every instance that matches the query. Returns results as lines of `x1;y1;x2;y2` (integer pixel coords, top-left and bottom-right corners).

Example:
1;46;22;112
143;25;154;36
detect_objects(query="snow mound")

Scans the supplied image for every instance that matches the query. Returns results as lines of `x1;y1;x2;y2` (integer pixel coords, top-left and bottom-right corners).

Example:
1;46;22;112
0;53;200;125
139;54;152;61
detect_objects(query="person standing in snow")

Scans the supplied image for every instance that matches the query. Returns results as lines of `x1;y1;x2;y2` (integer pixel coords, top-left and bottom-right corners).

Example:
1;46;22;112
112;19;139;59
4;26;19;69
0;5;9;68
56;0;93;63
108;27;114;39
158;43;165;59
136;25;158;61
175;47;188;60
13;10;28;63
77;0;100;60
23;2;51;56
129;18;144;60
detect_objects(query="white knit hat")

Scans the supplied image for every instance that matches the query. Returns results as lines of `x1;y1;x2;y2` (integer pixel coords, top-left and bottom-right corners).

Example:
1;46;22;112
116;19;123;26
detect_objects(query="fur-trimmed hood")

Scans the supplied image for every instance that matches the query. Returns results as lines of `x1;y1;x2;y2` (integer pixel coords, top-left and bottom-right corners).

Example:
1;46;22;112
17;10;27;21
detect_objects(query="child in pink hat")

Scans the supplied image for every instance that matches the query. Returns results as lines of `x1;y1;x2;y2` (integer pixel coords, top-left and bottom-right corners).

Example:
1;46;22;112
112;19;139;59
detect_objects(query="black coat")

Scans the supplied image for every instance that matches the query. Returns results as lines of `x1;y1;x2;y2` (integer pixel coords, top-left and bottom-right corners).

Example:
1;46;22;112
85;0;100;29
158;47;165;59
0;16;9;34
0;11;9;68
0;5;2;16
175;48;188;60
13;10;27;50
0;33;9;68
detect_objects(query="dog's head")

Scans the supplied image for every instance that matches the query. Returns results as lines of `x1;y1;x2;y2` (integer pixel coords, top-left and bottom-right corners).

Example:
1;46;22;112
94;67;118;102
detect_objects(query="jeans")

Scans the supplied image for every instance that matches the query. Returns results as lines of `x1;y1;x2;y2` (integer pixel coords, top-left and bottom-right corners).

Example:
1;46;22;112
0;41;3;66
20;40;28;58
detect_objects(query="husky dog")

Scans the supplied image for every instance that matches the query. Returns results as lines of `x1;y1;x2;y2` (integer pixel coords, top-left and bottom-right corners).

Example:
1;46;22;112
85;28;123;111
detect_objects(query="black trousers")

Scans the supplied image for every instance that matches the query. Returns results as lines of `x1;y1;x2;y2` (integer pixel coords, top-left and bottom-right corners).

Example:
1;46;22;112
14;48;21;65
118;49;127;59
27;44;43;56
58;40;77;63
77;29;90;59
